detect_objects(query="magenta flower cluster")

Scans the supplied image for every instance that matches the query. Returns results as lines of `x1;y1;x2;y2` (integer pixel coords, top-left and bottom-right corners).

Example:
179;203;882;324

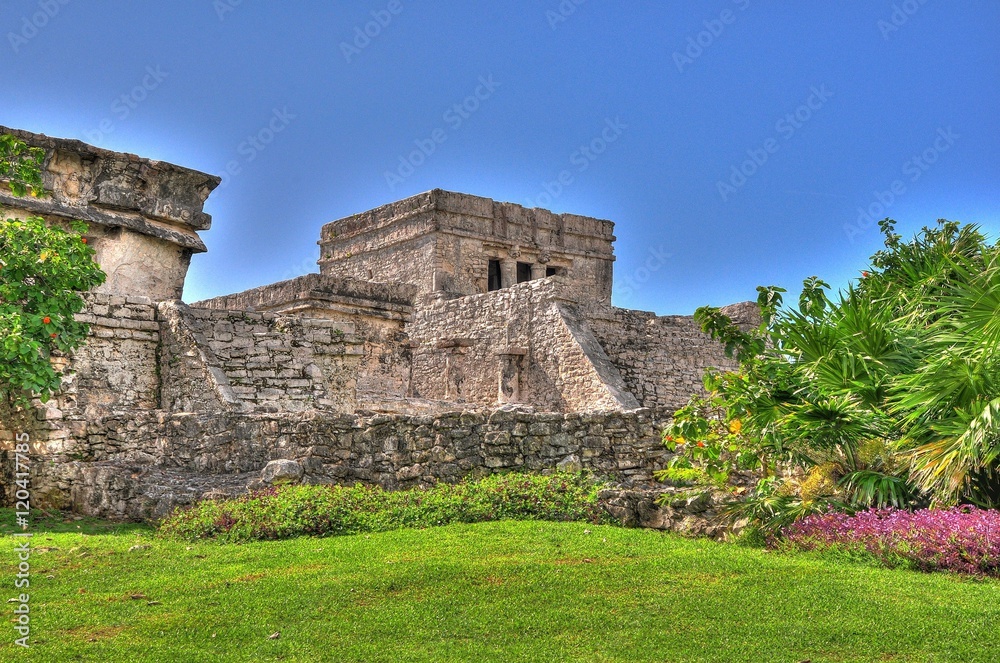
783;507;1000;576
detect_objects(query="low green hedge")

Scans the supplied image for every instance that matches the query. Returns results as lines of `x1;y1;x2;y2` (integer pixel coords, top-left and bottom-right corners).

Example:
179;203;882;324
157;472;609;542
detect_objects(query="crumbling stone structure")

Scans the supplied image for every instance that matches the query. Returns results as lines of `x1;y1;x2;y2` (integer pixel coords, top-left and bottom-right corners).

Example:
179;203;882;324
0;126;216;301
0;127;756;526
317;189;613;300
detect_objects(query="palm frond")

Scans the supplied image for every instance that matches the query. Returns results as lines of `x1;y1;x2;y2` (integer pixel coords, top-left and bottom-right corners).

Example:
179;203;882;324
906;397;1000;504
839;470;914;508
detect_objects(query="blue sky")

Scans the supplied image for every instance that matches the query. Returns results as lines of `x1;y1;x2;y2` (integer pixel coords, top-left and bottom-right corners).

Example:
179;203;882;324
3;1;997;313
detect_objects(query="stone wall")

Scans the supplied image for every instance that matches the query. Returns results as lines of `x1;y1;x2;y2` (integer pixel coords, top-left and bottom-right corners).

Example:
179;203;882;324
587;308;735;410
64;293;162;418
553;302;641;411
192;273;748;415
157;301;242;413
0;294;366;460
406;276;747;414
184;306;362;413
323;231;439;294
193;274;416;404
0;293;161;476
408;277;636;411
3;405;673;520
191;273;416;318
1;399;740;539
586;302;757;411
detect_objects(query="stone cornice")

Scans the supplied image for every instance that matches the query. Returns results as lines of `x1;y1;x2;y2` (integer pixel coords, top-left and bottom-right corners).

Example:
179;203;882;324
0;125;219;249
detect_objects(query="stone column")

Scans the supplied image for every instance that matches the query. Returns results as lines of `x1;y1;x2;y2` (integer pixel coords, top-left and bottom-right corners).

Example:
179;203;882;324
530;264;547;281
500;260;516;289
496;349;526;403
444;353;455;400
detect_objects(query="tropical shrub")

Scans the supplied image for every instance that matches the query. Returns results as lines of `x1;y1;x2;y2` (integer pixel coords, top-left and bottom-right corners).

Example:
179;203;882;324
0;134;105;406
158;473;609;542
665;218;1000;530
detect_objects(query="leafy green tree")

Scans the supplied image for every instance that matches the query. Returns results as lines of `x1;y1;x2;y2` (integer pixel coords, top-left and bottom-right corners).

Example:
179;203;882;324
1;134;45;197
0;134;105;406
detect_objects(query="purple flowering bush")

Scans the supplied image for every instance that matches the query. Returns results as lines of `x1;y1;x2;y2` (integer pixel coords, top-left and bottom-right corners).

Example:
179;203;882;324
782;507;1000;576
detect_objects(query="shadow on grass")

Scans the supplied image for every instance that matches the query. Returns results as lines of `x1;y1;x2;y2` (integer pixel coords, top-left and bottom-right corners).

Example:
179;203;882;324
0;508;152;537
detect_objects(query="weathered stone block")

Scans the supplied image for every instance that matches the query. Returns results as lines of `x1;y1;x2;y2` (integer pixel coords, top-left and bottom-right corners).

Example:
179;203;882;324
556;454;582;473
261;459;304;485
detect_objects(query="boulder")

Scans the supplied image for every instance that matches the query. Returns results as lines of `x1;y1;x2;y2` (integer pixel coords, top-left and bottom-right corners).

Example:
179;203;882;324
261;459;304;485
557;453;582;473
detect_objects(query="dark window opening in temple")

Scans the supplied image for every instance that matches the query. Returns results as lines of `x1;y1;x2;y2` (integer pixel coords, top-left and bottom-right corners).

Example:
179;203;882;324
488;260;502;291
517;262;532;283
546;266;565;277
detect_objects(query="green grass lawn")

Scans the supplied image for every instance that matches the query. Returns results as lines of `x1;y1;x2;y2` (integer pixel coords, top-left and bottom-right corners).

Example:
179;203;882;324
1;511;999;662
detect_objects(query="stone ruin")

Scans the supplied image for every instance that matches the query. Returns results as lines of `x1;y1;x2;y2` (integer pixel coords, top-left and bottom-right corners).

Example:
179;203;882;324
0;126;757;535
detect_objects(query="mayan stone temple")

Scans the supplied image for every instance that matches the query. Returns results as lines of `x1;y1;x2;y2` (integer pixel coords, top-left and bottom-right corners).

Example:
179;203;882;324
0;126;756;530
